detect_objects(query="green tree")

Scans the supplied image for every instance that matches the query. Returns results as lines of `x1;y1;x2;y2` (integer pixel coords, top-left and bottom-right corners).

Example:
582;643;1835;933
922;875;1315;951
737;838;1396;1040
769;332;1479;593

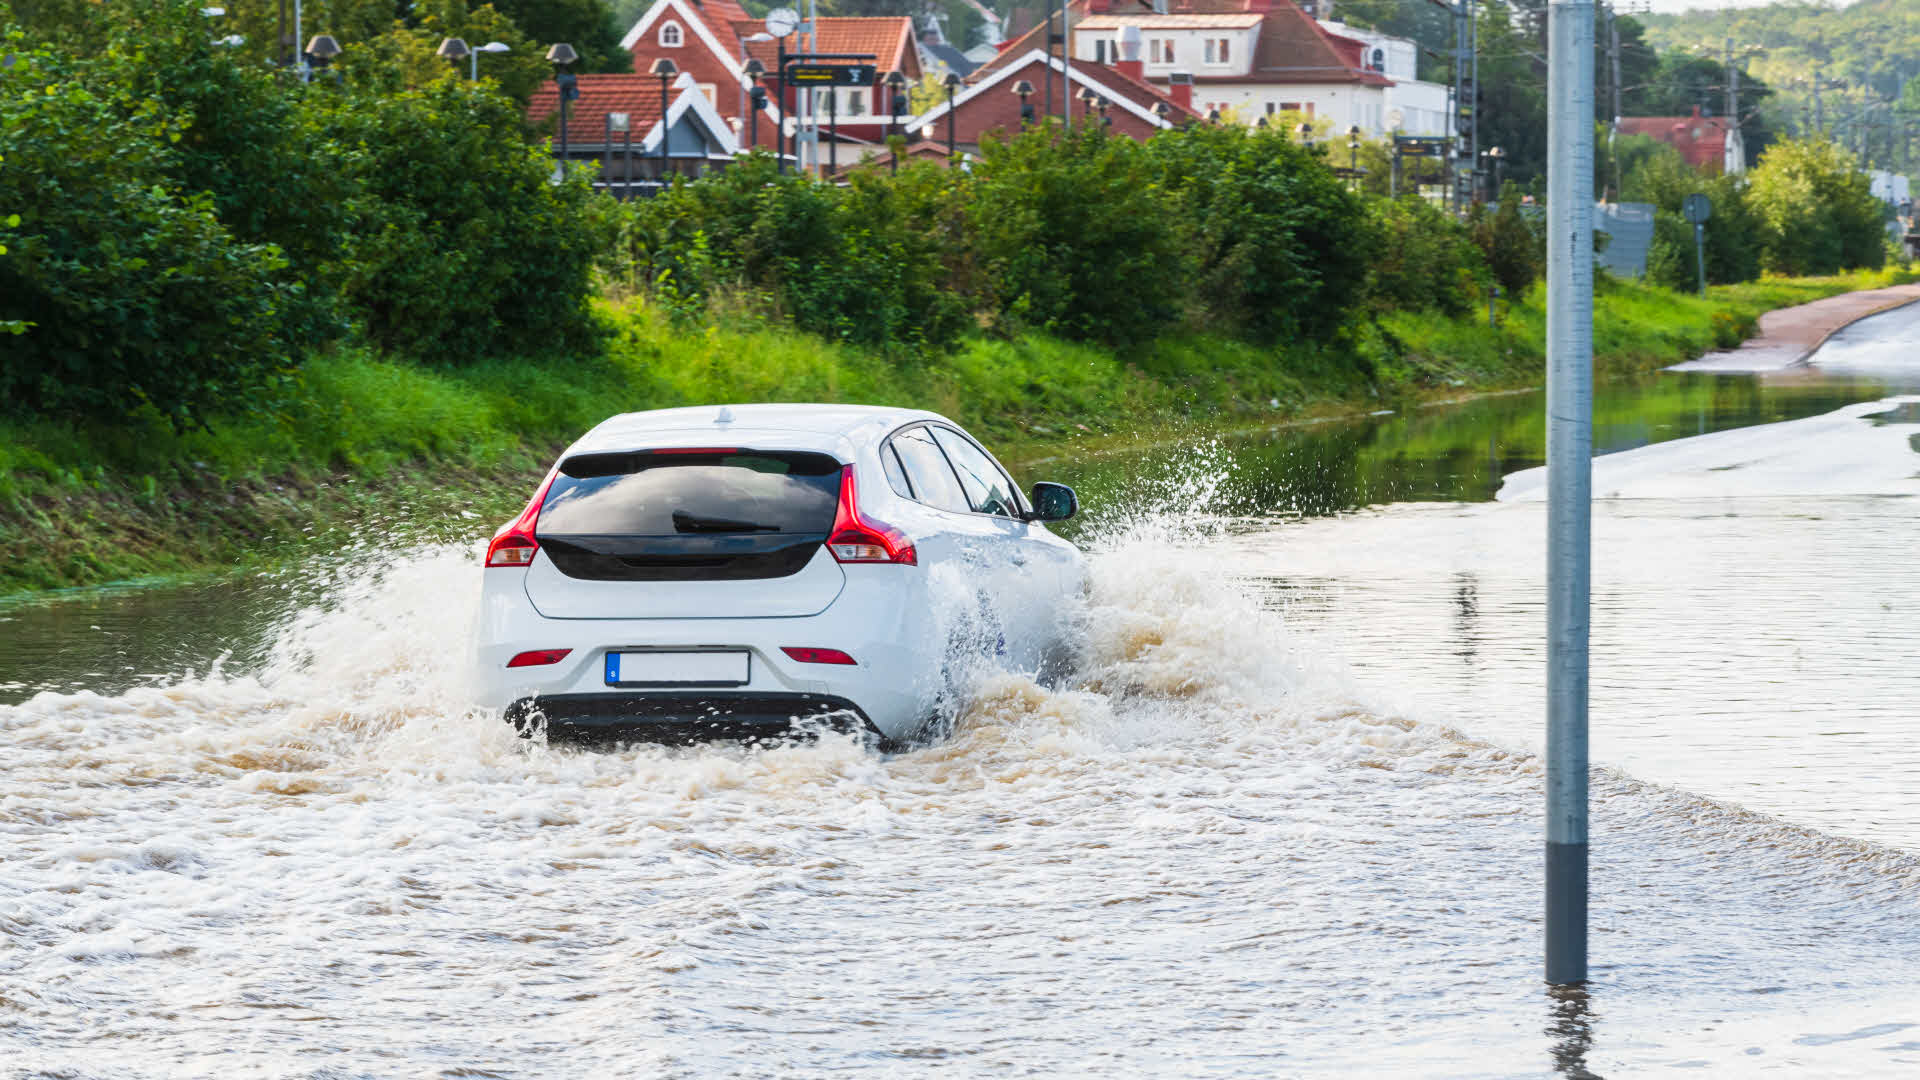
0;40;303;426
1746;136;1885;276
1367;195;1486;316
1146;123;1374;343
1471;182;1543;299
968;124;1189;345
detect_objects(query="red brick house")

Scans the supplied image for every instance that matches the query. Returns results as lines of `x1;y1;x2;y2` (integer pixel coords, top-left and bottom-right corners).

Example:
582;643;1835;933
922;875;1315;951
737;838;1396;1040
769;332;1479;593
617;0;921;153
1616;106;1743;175
905;48;1200;157
527;77;740;192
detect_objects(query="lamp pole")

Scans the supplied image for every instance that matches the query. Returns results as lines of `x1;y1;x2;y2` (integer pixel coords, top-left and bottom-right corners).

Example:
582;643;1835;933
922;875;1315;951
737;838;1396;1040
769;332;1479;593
944;72;961;165
470;41;510;81
744;59;767;150
547;43;578;178
739;33;773;143
650;57;678;190
1014;79;1035;129
1544;0;1594;989
886;70;909;173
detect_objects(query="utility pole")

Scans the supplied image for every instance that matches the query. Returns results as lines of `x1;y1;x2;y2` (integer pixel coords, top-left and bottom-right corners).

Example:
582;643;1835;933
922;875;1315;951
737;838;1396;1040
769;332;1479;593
1544;0;1594;989
1452;0;1477;210
1814;66;1826;133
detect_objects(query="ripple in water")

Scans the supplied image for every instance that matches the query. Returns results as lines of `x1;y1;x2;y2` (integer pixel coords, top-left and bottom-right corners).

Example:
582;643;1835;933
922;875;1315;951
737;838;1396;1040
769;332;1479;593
4;449;1920;1078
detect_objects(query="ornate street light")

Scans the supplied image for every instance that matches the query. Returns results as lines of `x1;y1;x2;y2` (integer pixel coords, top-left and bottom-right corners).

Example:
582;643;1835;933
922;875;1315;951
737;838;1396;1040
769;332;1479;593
886;69;909;173
548;43;578;176
1013;79;1036;128
943;72;962;164
744;58;768;150
650;57;678;187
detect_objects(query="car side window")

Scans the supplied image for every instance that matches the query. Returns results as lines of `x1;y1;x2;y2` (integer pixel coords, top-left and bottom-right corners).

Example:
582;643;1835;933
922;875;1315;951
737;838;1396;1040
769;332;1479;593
889;427;973;514
930;427;1020;519
880;443;914;500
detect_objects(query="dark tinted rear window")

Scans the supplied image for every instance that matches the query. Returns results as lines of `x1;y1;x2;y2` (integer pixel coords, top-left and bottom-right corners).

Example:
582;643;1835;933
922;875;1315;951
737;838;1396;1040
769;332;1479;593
539;451;842;536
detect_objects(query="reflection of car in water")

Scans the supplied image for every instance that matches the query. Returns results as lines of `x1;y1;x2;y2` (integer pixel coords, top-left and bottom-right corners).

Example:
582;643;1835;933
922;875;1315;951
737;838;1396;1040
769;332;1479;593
472;404;1083;745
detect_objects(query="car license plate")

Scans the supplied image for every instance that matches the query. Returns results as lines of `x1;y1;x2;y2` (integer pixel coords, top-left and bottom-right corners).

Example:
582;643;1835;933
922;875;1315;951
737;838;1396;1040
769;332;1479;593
604;650;750;687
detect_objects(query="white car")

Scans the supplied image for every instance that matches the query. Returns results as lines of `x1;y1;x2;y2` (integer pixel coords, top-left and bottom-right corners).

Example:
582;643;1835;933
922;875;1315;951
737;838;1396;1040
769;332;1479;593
472;403;1083;745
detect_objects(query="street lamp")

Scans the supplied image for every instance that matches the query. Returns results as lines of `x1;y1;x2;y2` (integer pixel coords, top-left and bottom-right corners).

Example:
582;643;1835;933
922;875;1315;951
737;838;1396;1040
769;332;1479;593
943;72;962;165
738;31;773;145
1079;86;1099;124
1486;144;1506;198
470;40;509;81
886;69;909;173
437;37;469;73
650;57;678;188
743;58;768;150
1013;79;1036;128
1348;129;1361;186
306;33;340;81
548;43;578;177
1296;120;1314;144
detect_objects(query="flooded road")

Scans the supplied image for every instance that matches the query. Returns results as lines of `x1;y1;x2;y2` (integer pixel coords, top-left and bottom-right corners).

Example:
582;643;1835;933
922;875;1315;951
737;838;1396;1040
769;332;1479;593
6;303;1920;1077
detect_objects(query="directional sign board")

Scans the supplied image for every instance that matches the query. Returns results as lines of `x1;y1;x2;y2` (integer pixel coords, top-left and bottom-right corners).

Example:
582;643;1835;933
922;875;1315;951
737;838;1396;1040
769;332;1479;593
1393;135;1449;158
786;63;875;86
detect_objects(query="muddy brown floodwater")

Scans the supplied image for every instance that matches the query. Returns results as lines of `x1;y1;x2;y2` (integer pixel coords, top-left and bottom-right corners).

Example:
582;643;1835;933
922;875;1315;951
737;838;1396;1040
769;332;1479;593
6;304;1920;1078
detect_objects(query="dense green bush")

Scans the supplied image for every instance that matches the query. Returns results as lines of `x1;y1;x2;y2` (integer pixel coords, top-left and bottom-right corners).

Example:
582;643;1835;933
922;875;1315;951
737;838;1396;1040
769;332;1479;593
1748;137;1886;277
314;81;604;365
0;39;303;426
1366;195;1486;316
1627;148;1764;289
969;126;1188;345
1146;125;1373;342
1471;184;1544;300
613;153;971;347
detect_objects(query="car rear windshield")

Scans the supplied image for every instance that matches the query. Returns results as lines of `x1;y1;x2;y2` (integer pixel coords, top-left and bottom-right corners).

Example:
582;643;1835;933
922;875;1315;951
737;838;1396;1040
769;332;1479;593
538;451;843;537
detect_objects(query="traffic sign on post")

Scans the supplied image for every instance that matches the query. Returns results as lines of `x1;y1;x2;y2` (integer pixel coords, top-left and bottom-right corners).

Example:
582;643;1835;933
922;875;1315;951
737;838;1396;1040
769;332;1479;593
785;63;876;86
1684;193;1712;295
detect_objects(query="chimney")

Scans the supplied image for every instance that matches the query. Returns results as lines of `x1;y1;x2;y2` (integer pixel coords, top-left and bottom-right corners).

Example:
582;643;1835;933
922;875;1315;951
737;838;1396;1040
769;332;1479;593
1116;25;1144;81
1168;69;1193;111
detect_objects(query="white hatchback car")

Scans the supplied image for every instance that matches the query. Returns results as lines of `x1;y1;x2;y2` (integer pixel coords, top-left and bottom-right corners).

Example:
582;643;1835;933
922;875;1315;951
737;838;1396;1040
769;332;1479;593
473;403;1083;745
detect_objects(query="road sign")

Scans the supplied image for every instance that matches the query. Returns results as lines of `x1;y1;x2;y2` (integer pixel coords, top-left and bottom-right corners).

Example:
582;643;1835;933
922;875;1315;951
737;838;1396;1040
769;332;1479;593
1683;192;1712;224
786;63;875;86
1393;135;1449;158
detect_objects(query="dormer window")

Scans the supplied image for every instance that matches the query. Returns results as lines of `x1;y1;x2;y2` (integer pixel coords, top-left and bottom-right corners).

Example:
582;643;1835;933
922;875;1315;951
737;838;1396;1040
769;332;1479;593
1204;38;1230;65
660;21;683;47
1150;38;1176;64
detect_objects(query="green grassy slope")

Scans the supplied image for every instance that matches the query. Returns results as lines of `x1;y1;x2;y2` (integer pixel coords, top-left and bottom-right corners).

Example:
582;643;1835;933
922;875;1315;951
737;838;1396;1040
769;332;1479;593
0;270;1904;597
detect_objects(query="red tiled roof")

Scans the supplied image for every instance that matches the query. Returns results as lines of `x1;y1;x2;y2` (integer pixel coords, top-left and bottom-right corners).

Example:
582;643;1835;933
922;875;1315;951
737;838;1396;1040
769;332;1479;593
687;0;751;54
737;17;917;75
1617;107;1731;172
528;75;669;146
973;0;1387;87
1088;61;1205;123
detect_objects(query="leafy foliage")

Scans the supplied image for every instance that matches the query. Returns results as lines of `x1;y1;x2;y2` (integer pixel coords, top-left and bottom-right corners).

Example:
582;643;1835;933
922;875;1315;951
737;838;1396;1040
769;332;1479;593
1746;137;1886;277
1146;124;1374;343
1367;196;1487;317
0;39;302;426
1471;184;1544;301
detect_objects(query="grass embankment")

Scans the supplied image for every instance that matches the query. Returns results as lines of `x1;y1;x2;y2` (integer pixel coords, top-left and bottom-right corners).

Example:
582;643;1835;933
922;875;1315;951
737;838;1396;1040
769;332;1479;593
0;270;1907;597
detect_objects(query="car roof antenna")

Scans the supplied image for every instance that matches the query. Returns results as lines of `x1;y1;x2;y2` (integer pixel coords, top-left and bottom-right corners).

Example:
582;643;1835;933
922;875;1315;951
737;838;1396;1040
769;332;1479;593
715;406;735;425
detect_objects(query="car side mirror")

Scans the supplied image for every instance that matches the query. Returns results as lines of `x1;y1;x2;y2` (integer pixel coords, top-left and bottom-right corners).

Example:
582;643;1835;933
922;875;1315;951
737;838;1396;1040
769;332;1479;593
1027;482;1077;522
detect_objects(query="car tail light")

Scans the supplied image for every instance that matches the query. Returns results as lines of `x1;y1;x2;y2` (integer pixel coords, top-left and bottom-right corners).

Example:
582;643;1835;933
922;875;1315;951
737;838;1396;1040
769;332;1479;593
485;466;560;568
827;465;916;565
781;647;858;665
507;648;572;668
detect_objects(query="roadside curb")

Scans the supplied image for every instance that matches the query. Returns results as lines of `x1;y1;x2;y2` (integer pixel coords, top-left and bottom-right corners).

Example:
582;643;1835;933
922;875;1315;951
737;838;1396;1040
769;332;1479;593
1787;292;1920;367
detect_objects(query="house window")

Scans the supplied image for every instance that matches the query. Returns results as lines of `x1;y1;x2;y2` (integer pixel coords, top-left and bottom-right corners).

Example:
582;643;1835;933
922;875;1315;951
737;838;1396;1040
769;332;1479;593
1094;38;1110;64
1150;38;1175;64
1279;101;1300;113
659;21;682;47
1204;38;1230;65
843;87;867;116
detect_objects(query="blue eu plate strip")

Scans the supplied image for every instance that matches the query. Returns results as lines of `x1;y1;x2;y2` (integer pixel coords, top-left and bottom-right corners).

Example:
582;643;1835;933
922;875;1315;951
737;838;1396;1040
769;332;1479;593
605;653;619;684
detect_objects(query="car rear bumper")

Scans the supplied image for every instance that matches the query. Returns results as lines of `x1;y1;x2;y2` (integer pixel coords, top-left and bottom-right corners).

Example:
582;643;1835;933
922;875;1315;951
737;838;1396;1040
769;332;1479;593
505;692;877;745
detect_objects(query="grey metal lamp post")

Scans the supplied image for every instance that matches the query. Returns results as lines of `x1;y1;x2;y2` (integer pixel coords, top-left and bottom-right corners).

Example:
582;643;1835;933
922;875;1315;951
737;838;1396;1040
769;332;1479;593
744;58;768;149
436;37;469;74
547;43;578;177
886;70;909;173
650;57;678;188
470;41;509;81
1486;144;1506;198
305;33;339;81
943;72;962;164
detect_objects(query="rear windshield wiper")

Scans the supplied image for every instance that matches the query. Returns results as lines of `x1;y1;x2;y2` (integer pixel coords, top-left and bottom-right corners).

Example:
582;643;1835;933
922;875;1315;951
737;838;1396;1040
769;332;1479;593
672;509;780;533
